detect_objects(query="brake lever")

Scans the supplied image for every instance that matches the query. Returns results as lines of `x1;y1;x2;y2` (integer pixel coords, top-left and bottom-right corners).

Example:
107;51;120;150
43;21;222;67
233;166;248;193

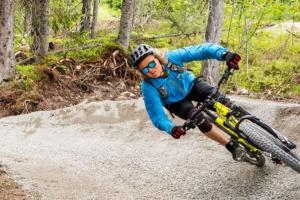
182;119;197;131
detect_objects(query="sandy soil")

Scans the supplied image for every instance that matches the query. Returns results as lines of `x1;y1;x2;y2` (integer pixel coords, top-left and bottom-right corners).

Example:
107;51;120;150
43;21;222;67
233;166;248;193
0;96;299;199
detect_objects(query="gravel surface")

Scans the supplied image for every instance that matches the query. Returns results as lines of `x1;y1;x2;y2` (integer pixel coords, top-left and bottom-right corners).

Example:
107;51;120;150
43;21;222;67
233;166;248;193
0;97;299;200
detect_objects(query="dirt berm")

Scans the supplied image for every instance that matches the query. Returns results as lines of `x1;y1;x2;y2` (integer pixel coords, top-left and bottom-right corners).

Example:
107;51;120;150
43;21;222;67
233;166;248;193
0;96;299;199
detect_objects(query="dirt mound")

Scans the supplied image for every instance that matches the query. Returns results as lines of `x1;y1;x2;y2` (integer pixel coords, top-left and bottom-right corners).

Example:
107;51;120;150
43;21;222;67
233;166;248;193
0;47;142;118
275;107;300;143
230;95;300;143
0;164;30;200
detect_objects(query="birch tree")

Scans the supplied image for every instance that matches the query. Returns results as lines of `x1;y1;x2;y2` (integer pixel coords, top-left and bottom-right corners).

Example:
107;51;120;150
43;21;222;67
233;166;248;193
90;0;99;38
23;1;32;35
80;0;92;33
0;0;15;82
202;0;224;86
31;0;49;58
117;0;135;48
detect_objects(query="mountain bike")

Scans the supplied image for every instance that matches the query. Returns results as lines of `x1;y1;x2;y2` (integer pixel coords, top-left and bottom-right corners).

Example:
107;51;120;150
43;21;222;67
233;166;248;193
182;67;300;173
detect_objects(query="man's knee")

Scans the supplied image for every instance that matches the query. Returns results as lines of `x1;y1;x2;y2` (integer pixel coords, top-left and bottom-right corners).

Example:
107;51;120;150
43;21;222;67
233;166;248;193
196;116;213;133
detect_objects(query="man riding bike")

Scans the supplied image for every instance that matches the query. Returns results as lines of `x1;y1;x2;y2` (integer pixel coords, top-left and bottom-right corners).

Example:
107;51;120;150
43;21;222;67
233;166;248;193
130;43;246;162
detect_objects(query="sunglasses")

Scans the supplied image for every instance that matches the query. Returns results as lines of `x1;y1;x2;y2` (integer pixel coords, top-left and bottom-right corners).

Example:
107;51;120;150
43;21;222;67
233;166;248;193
141;60;156;74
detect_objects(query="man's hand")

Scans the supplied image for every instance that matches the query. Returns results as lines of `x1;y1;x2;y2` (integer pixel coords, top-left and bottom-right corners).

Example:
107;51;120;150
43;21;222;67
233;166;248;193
223;51;241;70
171;126;186;139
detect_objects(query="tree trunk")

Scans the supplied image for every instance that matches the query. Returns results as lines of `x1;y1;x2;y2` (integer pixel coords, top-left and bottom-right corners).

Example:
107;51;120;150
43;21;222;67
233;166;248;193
117;0;135;48
201;0;224;86
23;2;31;36
0;0;15;82
90;0;99;38
80;0;92;33
31;0;49;58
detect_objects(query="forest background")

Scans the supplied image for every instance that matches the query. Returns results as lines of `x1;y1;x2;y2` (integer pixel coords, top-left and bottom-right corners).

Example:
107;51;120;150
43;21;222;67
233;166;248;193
1;0;300;113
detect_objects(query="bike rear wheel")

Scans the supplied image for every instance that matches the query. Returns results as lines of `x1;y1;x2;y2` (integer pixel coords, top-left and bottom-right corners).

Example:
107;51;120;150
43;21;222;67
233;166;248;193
239;121;300;173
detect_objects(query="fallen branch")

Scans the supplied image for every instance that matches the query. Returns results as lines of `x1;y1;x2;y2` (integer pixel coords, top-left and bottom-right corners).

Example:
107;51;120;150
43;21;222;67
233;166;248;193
286;29;300;39
17;56;38;65
132;32;205;41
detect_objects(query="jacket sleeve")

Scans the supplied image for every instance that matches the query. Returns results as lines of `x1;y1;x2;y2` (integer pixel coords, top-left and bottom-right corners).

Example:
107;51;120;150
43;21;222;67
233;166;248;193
166;43;228;66
141;81;175;134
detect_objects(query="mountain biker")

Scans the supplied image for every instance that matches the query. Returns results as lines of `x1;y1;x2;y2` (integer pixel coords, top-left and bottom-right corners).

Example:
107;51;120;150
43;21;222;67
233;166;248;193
130;43;246;161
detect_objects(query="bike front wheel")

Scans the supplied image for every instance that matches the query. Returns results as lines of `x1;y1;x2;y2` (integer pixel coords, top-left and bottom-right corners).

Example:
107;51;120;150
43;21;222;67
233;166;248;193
239;121;300;173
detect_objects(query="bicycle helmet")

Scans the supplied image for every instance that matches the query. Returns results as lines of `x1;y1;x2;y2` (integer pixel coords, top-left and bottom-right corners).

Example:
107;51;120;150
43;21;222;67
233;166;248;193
130;44;155;68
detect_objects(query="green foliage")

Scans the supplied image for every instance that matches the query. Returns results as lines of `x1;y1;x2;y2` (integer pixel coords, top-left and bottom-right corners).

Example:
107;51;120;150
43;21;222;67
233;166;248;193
227;32;300;97
55;65;70;74
13;34;24;52
264;0;300;21
45;33;119;64
153;0;208;34
14;65;44;91
49;0;82;34
66;48;102;62
16;65;42;81
10;0;300;99
103;0;122;10
13;0;27;35
99;2;120;20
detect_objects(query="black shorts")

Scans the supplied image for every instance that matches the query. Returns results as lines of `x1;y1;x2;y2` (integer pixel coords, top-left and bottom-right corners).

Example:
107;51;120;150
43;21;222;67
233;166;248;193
167;79;217;120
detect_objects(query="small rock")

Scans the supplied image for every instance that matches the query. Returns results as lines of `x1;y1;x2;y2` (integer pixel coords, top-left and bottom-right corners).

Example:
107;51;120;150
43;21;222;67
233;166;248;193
75;65;81;70
15;51;28;61
249;93;258;98
107;82;113;87
19;39;30;52
238;88;249;95
129;93;136;98
15;74;22;80
120;91;131;97
115;96;128;101
228;90;235;94
0;169;6;175
135;85;141;90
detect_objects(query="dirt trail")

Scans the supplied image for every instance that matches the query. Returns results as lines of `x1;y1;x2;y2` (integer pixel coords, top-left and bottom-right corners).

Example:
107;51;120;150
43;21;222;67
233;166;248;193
0;96;299;200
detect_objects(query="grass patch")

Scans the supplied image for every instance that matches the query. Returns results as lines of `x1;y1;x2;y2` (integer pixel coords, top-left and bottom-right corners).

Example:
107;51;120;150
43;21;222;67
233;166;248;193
226;31;300;97
13;65;45;91
44;33;119;64
99;2;120;20
16;65;43;81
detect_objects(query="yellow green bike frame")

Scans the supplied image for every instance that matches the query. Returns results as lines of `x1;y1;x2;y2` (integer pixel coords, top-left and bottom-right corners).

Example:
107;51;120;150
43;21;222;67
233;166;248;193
210;101;260;154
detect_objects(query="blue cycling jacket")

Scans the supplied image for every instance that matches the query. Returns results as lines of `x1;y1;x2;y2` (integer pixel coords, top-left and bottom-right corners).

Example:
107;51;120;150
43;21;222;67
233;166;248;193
141;43;228;134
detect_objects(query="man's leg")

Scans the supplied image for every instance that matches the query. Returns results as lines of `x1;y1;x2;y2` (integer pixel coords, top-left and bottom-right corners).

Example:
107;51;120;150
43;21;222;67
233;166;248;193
204;124;229;145
184;80;247;161
202;122;246;161
191;109;247;161
168;99;229;146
